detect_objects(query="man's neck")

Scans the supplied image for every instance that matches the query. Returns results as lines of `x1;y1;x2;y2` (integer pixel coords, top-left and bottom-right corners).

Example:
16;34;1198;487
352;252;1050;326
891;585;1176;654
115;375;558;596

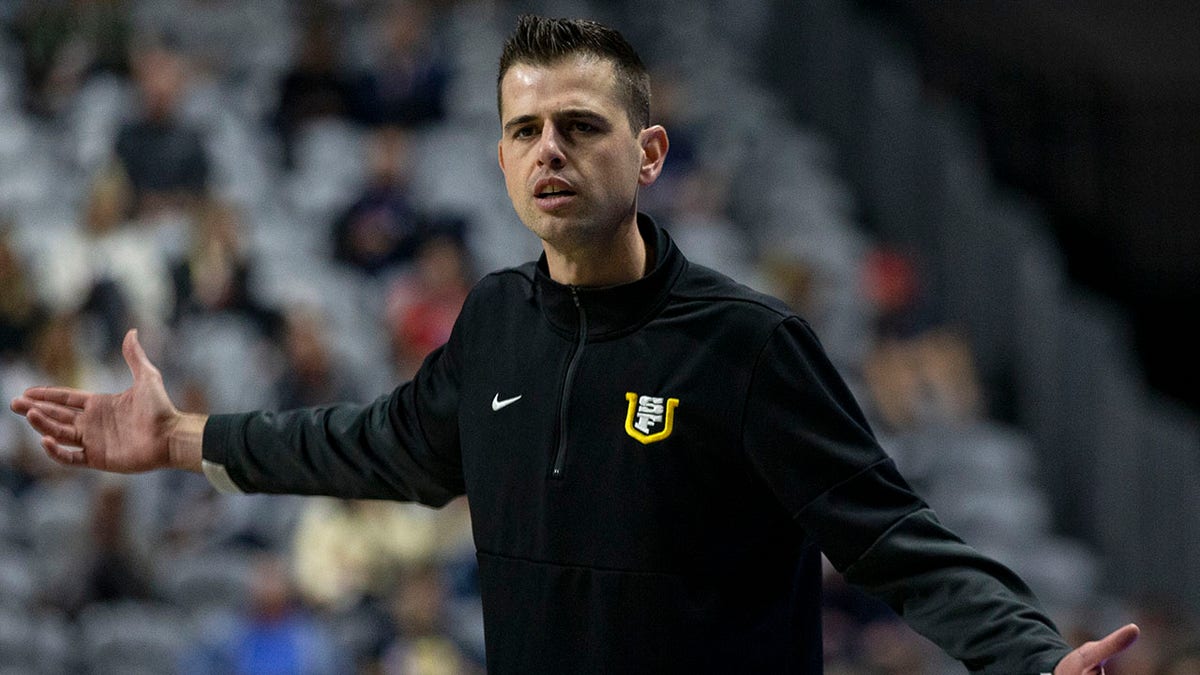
543;218;652;287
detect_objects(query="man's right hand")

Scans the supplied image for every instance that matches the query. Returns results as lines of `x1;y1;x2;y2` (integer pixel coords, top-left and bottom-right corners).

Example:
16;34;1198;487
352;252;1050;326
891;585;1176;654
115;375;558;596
9;329;206;474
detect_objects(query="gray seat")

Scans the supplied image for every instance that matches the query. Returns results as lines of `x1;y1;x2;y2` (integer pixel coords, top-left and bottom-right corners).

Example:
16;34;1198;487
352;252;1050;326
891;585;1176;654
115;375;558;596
78;601;189;675
0;607;37;671
156;549;256;614
0;551;37;611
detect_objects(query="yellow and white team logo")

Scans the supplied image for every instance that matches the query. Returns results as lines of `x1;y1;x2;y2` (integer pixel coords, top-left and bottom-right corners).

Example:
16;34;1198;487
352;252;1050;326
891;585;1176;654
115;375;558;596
624;393;679;444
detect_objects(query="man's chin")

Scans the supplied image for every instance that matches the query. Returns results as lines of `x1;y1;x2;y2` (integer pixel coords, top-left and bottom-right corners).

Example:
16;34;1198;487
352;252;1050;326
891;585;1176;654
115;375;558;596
523;212;580;239
525;218;605;253
519;205;634;250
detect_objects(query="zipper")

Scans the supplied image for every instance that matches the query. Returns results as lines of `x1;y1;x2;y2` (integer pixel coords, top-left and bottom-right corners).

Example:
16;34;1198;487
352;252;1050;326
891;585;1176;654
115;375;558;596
551;287;587;478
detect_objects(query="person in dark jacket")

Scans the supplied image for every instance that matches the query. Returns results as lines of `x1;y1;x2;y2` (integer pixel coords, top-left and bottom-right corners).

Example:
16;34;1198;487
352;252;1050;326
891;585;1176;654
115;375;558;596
12;14;1138;675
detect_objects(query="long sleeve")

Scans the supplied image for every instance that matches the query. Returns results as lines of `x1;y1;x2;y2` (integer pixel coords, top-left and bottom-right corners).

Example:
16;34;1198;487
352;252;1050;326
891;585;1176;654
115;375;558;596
741;317;1070;674
201;333;465;507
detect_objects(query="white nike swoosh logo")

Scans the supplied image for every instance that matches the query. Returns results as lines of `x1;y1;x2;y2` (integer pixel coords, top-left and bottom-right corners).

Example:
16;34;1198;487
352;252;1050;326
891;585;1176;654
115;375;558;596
492;393;522;411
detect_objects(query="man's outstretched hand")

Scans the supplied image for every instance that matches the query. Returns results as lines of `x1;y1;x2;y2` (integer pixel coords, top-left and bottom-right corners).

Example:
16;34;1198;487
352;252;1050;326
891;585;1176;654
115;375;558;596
1055;623;1140;674
9;329;206;474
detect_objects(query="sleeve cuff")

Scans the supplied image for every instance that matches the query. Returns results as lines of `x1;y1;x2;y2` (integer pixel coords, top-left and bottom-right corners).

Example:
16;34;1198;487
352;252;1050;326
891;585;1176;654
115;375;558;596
202;459;244;494
200;412;251;494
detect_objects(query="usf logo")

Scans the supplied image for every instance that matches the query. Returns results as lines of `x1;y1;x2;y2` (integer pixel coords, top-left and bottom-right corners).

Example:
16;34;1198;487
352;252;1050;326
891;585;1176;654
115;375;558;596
624;393;679;444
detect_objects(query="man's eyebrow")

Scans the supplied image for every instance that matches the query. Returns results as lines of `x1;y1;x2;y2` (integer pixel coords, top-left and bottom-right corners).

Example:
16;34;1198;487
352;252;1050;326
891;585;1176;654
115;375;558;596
557;109;610;125
503;109;609;133
502;115;538;132
557;108;604;119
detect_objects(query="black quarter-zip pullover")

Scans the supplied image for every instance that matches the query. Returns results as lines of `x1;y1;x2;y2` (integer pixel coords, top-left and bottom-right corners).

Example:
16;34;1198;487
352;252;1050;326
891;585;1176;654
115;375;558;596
202;215;1071;674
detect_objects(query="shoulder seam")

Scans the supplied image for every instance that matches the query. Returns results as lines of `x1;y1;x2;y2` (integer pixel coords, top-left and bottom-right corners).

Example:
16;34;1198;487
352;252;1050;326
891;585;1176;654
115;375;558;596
670;290;795;321
483;263;536;283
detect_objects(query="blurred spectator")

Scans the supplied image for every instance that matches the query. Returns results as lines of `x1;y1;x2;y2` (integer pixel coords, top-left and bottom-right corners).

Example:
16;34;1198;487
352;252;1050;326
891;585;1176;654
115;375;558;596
169;199;282;338
0;230;49;489
184;553;346;674
859;246;982;433
10;0;132;117
292;497;473;611
132;0;281;81
635;72;755;282
350;1;450;128
272;6;357;169
863;328;983;433
861;246;938;340
28;312;123;396
0;224;45;360
637;69;700;217
114;40;209;218
385;234;472;378
664;168;758;284
760;254;820;319
35;163;173;353
272;306;360;409
291;494;474;671
81;479;154;609
331;126;426;276
379;561;480;675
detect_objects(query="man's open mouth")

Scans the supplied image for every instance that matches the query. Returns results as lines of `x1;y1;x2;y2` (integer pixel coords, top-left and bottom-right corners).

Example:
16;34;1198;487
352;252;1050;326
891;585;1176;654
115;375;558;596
536;187;577;198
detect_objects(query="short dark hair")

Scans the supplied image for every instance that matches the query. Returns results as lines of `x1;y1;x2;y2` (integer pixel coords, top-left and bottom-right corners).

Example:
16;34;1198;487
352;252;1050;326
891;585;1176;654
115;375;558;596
497;15;651;132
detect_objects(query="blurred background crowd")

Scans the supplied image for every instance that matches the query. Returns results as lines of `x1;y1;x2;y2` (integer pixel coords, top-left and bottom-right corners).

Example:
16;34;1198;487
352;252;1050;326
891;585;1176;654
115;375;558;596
0;0;1197;673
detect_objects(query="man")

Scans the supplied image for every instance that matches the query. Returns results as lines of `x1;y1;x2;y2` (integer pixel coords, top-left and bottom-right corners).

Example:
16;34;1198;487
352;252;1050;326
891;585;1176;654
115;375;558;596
12;15;1137;675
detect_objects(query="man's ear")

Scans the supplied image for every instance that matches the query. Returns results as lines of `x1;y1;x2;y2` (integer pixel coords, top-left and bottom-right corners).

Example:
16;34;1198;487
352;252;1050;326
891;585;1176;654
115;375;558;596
637;125;669;187
498;139;506;172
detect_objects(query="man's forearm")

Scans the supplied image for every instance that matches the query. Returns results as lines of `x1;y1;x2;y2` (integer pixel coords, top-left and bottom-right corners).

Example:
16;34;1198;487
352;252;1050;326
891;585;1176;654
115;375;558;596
842;508;1070;674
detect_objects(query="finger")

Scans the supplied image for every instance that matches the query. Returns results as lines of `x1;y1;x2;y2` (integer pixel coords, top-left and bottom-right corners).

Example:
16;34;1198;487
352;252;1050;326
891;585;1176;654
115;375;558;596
123;328;156;380
20;386;92;409
1077;624;1140;666
26;407;83;448
42;436;86;466
28;401;80;426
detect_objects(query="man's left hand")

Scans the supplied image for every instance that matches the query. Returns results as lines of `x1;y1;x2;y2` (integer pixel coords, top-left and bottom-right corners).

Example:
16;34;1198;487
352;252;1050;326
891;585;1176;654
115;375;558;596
1053;623;1140;674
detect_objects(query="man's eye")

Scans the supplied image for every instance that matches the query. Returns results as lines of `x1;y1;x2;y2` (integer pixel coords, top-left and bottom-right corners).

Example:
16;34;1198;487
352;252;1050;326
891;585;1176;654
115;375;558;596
571;121;595;133
514;127;535;139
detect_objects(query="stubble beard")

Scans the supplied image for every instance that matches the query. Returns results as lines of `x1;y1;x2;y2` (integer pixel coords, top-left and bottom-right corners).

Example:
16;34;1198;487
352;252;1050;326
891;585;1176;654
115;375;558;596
521;195;638;258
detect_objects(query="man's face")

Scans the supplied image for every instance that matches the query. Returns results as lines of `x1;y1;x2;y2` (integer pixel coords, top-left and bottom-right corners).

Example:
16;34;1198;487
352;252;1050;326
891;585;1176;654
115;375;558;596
498;55;661;253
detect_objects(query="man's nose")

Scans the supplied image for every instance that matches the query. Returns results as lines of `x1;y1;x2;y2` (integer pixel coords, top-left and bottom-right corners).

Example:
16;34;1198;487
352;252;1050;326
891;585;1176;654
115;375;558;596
536;123;566;169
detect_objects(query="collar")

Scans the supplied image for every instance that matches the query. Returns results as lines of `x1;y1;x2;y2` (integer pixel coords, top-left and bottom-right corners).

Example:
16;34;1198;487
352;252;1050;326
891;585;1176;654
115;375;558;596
534;213;686;340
